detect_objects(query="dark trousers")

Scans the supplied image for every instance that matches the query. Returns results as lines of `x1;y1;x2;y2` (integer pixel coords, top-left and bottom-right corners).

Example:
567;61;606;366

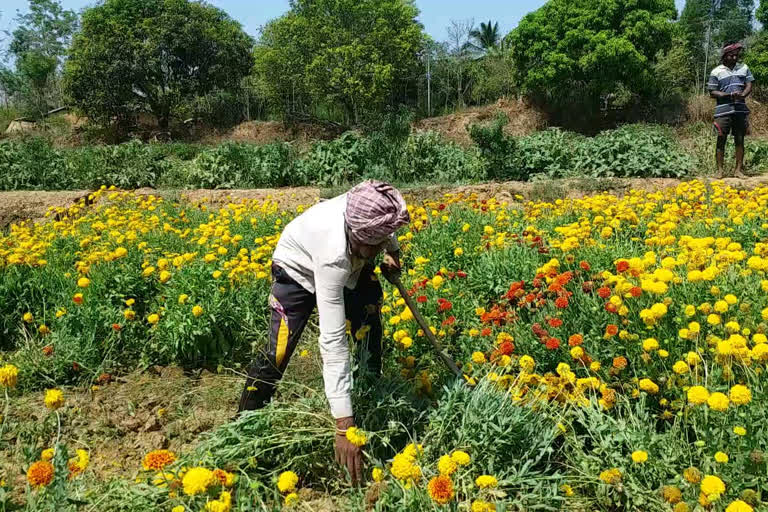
238;264;383;412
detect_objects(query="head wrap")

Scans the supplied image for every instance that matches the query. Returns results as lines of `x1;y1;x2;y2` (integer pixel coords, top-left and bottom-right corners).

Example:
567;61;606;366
722;42;744;59
344;180;410;246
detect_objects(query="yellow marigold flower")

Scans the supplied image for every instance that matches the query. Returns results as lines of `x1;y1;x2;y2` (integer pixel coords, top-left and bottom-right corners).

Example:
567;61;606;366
686;351;702;366
142;450;176;471
372;467;384;482
599;468;622;484
475;474;498;489
707;392;729;412
631;450;648;464
462;223;471;232
27;461;54;488
683;466;702;484
729;385;751;405
38;324;50;335
172;506;185;512
684;305;696;317
700;475;725;499
714;451;729;463
142;266;156;277
519;355;535;373
707;314;721;325
391;453;415;481
178;294;189;304
124;309;136;321
277;471;299;494
284;492;299;506
471;500;496;512
714;300;728;313
212;270;222;279
147;313;160;325
41;448;54;461
662;485;682;504
0;364;18;388
642;338;659;351
22;312;34;323
687;386;710;405
472;352;486;364
437;454;457;476
672;361;689;374
590;361;601;372
673;503;689;512
300;350;309;358
192;305;204;317
68;449;89;477
44;389;64;410
733;426;747;436
454;247;464;257
212;468;235;487
639;378;659;394
428;475;454;504
725;500;754;512
658;349;669;358
450;450;470;466
432;275;444;289
570;346;584;359
182;467;214;496
345;427;367;447
77;277;90;288
159;270;172;283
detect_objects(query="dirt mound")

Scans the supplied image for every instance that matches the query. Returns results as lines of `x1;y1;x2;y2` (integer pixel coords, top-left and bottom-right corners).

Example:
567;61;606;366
207;120;343;146
413;98;547;146
0;190;92;230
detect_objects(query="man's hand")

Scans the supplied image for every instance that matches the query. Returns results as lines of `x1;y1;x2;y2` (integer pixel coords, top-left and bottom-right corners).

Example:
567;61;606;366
380;251;401;284
335;416;362;484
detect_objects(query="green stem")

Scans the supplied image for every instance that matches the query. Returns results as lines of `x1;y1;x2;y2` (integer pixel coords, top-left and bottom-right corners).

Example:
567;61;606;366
0;387;8;446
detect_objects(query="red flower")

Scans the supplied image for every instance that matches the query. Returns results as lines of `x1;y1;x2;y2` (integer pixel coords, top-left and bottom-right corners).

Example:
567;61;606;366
438;300;453;312
580;261;591;271
442;316;456;326
582;281;594;293
616;260;630;272
438;203;446;211
417;295;427;303
604;324;619;337
629;286;642;298
605;303;618;313
42;345;53;357
112;323;121;331
498;340;514;355
72;362;80;372
548;318;563;328
568;334;583;347
555;296;569;309
545;337;560;350
481;328;492;337
597;287;611;299
456;271;467;278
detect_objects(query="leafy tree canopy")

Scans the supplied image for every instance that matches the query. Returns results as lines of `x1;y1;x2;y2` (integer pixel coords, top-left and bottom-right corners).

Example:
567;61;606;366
508;0;678;107
64;0;254;129
254;0;425;124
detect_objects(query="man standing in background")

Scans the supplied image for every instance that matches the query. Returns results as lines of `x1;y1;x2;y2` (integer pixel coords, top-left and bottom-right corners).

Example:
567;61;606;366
709;42;754;178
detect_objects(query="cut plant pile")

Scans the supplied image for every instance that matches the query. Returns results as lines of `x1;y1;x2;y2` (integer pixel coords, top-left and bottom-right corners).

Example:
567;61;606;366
1;180;768;511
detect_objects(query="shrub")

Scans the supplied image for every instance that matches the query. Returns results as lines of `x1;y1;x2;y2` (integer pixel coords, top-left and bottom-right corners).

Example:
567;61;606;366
468;112;524;181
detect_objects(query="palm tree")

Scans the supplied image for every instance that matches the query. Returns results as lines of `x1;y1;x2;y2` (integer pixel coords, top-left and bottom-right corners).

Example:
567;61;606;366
463;20;501;55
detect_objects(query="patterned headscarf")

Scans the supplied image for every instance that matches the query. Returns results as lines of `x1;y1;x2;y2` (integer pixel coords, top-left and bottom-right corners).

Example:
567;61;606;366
344;180;410;246
722;42;743;58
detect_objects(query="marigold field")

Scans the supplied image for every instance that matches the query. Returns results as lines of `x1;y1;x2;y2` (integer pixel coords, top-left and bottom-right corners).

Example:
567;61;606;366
2;180;768;511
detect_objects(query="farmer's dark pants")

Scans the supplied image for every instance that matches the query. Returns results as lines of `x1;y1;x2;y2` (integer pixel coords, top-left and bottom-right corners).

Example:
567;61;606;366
238;264;383;412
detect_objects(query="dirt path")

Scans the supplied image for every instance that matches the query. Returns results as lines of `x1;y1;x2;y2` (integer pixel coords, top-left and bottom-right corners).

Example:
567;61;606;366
3;176;768;229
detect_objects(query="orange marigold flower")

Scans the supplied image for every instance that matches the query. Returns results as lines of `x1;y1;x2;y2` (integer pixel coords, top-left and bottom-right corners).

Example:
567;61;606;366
554;297;569;309
612;356;628;370
598;287;612;299
604;324;619;337
545;337;560;350
427;475;454;505
42;345;53;356
629;286;642;298
616;260;630;272
568;334;583;347
580;261;591;271
548;318;563;328
605;303;618;313
480;328;492;337
27;461;54;488
142;450;176;471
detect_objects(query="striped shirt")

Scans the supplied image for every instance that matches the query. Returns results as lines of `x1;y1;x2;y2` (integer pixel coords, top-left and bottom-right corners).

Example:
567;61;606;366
708;63;754;118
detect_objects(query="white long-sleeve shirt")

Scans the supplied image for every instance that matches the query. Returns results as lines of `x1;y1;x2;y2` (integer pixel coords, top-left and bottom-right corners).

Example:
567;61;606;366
272;193;398;418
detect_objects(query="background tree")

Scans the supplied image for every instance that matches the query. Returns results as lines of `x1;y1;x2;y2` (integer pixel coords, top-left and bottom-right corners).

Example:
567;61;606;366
507;0;678;123
0;0;77;119
64;0;254;130
253;0;424;125
464;21;501;55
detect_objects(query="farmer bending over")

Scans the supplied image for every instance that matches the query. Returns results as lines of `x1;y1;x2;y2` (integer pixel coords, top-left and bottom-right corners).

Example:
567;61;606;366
238;180;410;482
709;41;754;177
